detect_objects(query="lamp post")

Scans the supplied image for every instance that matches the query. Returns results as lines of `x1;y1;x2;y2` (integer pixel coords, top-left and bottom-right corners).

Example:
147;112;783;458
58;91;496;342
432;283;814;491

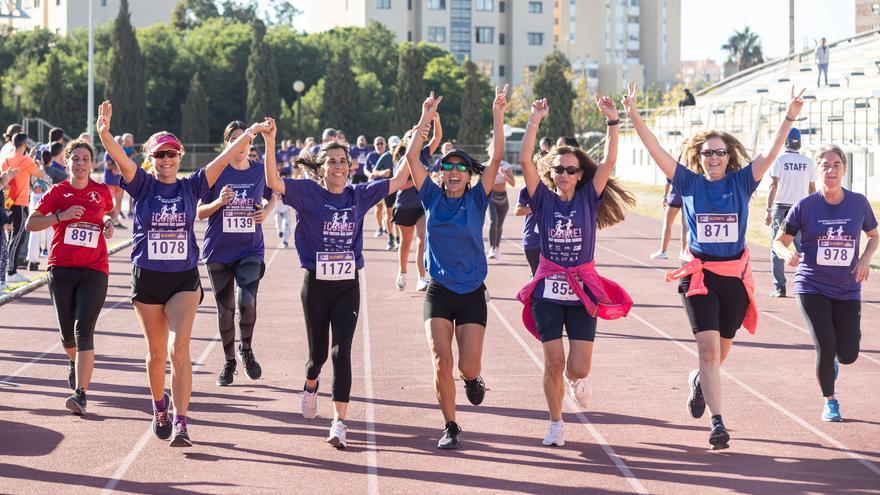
293;80;305;137
87;0;95;141
13;84;24;124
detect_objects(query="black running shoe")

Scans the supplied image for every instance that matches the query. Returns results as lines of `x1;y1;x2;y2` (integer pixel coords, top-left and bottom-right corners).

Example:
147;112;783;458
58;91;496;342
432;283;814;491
687;369;706;419
65;388;87;416
152;392;173;440
217;359;237;386
68;361;76;390
169;422;193;447
437;421;462;450
239;345;262;380
463;376;486;406
709;423;730;450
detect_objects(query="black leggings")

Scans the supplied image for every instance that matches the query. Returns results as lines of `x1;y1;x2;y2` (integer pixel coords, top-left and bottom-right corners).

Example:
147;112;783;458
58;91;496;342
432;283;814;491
300;270;360;403
488;192;509;249
7;205;28;275
207;256;265;361
796;293;861;397
47;267;109;351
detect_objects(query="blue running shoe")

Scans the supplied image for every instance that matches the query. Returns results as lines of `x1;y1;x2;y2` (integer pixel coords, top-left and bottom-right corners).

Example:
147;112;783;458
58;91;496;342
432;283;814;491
822;399;842;422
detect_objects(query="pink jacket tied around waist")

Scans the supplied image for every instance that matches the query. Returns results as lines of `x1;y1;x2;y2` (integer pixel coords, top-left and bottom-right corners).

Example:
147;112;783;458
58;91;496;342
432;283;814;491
664;247;758;334
517;255;633;340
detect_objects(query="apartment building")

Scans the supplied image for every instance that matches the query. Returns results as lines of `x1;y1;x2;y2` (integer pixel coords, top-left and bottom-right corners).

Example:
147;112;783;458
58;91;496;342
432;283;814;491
4;0;177;34
856;0;880;33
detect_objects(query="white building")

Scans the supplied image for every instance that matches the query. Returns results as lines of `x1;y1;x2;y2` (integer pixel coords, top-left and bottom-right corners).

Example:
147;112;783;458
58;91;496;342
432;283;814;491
4;0;177;34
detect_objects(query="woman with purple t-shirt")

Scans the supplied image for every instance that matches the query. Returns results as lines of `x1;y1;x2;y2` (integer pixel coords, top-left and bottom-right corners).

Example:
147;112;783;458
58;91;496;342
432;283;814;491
97;100;270;448
263;118;411;449
514;186;541;275
774;144;878;422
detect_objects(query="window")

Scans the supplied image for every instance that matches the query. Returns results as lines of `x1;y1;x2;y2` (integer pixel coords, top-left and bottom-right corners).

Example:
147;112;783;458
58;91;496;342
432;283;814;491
407;30;412;41
528;1;542;13
499;1;505;13
33;0;39;7
101;0;107;5
427;0;446;9
428;26;447;43
475;27;494;44
376;0;391;8
527;32;544;45
499;65;506;77
408;0;412;9
499;32;505;45
475;0;492;11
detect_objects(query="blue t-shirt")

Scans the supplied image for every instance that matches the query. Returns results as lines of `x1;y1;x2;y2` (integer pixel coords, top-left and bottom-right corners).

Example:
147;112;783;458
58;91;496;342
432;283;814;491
275;149;289;166
529;181;602;305
518;187;540;251
420;179;490;294
103;152;122;186
200;161;273;263
282;178;390;270
310;145;321;155
672;163;759;257
394;147;431;209
784;190;878;300
365;151;382;176
371;152;393;181
350;145;374;178
121;167;208;272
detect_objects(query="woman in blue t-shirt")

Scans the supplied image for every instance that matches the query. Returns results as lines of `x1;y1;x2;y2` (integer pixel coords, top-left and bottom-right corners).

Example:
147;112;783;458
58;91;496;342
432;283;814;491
97;100;270;448
773;145;878;422
624;84;806;450
404;87;508;450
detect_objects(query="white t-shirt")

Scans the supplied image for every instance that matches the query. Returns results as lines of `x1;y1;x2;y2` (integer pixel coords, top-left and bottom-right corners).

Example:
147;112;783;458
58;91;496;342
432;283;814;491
770;151;816;205
494;161;511;185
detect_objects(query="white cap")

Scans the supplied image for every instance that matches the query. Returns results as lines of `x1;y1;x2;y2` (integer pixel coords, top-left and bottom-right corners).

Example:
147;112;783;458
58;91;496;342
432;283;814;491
388;135;401;147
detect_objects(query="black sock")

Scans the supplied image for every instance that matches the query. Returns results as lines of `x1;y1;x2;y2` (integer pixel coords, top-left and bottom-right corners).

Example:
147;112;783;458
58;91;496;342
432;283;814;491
711;414;724;427
304;381;318;393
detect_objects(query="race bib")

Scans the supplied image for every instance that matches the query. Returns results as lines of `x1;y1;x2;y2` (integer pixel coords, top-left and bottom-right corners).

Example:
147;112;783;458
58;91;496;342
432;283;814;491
316;251;355;281
222;210;255;233
63;222;100;248
357;154;368;165
147;231;188;260
542;274;579;301
817;239;855;267
696;213;738;243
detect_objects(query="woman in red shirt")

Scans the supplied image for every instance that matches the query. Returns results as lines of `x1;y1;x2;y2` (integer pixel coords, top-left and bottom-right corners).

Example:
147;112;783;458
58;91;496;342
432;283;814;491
25;139;114;416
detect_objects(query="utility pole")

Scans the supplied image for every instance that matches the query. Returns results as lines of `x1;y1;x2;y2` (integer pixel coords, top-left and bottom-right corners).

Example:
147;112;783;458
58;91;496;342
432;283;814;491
789;0;795;55
87;0;95;139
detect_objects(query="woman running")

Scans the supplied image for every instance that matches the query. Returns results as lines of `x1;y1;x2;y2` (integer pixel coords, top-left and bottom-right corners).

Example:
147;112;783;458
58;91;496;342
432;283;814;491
24;139;113;415
263;119;411;449
198;120;275;387
625;85;805;449
404;87;507;450
516;96;634;446
97;100;270;447
650;178;686;260
773;145;878;422
514;185;541;276
486;153;515;261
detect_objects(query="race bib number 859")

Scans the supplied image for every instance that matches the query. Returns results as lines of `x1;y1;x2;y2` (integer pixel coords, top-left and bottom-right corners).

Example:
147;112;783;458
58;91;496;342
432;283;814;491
542;274;579;301
696;213;738;243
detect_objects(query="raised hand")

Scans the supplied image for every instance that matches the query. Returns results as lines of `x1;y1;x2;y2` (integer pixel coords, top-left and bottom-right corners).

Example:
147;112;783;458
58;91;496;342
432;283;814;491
594;92;618;121
96;101;113;136
421;91;443;122
786;86;806;119
529;98;549;122
493;84;509;117
263;117;277;142
621;83;639;117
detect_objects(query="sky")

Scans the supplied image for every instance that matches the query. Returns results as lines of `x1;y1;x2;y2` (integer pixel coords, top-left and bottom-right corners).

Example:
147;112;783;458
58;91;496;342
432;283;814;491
281;0;856;64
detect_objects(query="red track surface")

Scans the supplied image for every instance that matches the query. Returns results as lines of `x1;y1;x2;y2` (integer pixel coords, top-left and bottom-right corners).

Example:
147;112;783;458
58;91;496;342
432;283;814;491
2;202;879;494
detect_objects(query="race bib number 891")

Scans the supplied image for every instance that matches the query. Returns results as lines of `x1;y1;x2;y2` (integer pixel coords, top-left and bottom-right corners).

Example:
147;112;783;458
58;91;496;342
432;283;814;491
64;222;100;248
696;213;738;243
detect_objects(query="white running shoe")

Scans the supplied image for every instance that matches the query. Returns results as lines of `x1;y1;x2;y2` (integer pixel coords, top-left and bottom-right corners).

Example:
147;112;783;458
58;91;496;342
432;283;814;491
542;420;565;446
679;249;688;260
301;389;318;419
649;251;668;260
494;249;501;261
566;376;592;409
396;272;406;291
326;419;347;449
5;272;30;284
416;276;430;292
487;247;496;259
0;282;7;291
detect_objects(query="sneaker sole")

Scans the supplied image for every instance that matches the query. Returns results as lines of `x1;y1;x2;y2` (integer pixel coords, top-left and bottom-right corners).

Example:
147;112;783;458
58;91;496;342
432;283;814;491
436;441;460;450
687;371;705;419
541;439;565;446
169;435;193;447
327;436;346;449
65;398;85;416
709;431;730;450
822;416;843;422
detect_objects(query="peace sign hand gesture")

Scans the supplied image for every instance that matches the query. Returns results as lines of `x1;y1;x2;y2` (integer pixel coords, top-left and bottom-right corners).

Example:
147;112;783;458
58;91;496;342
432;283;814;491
420;91;443;122
786;86;807;120
492;84;509;118
97;100;113;136
594;92;618;121
621;83;639;118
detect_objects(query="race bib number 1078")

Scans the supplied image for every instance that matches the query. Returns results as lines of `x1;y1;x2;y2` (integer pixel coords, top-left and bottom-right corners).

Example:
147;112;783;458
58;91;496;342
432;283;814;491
147;231;188;260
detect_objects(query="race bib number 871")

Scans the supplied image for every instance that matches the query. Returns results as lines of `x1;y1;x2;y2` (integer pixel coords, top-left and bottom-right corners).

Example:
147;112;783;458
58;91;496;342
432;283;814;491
817;239;855;267
696;213;738;243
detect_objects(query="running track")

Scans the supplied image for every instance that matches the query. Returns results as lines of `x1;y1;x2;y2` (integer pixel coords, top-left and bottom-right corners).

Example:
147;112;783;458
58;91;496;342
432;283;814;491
1;196;879;495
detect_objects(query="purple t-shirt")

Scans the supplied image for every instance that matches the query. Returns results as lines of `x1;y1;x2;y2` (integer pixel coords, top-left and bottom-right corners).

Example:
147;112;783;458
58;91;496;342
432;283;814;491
783;190;878;300
200;162;273;263
529;181;601;305
282;178;390;270
121;167;208;272
350;145;374;177
518;187;540;251
103;152;122;186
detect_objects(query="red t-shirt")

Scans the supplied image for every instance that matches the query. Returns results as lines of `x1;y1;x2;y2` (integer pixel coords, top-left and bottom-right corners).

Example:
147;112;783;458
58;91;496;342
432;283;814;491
36;180;114;274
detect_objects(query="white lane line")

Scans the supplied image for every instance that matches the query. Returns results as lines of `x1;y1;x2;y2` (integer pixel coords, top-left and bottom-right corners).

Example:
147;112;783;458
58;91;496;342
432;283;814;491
359;268;380;495
102;246;282;494
487;301;650;495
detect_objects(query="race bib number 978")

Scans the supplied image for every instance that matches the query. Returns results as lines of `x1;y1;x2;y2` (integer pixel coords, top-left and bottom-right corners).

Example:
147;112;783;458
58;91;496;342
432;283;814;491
147;231;188;260
316;251;355;281
696;213;738;243
817;239;855;267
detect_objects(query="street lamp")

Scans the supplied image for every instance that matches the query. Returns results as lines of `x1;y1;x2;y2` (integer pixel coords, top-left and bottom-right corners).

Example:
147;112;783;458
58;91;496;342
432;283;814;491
293;80;305;137
13;84;24;124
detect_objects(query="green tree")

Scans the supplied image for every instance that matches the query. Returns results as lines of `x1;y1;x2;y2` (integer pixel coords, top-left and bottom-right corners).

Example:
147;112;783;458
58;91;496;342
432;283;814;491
246;20;280;123
171;0;220;29
423;54;466;140
355;71;390;138
457;58;486;144
318;50;359;134
722;27;764;72
392;42;426;133
138;24;187;136
533;51;575;139
106;0;146;137
181;72;210;143
39;53;66;126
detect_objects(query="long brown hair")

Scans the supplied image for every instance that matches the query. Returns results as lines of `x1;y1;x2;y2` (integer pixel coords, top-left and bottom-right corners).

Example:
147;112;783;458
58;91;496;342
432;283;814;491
680;131;750;175
536;145;635;229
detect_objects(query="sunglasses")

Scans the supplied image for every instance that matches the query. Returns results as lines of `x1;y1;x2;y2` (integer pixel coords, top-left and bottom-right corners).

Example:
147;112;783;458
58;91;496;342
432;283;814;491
699;149;729;157
152;150;180;159
552;165;581;175
441;163;469;172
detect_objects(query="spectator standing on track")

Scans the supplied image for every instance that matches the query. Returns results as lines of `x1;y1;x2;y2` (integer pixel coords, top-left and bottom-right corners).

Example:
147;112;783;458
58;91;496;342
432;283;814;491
0;166;19;290
25;139;114;416
650;178;686;260
624;84;805;450
349;135;373;185
405;87;507;450
375;136;398;249
516;96;634;447
263;120;411;450
765;128;815;297
486;154;515;262
97;100;271;448
773;145;878;422
514;183;541;276
44;142;68;185
365;136;389;237
2;133;49;284
25;177;50;272
815;38;830;88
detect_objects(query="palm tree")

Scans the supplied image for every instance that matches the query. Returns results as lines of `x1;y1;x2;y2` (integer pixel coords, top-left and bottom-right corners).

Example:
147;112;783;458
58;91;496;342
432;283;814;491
722;27;765;72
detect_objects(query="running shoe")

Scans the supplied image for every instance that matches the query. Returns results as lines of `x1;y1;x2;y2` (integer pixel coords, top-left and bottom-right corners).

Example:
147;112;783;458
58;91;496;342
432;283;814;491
687;369;706;418
770;286;786;298
487;247;496;259
28;262;39;272
822;399;843;422
0;282;7;291
65;388;87;416
437;421;462;450
68;360;76;390
396;272;406;291
386;238;395;251
169;422;193;447
217;359;237;386
152;392;173;440
463;375;486;405
566;376;592;409
326;419;347;449
281;241;289;249
649;250;668;260
416;277;430;292
239;345;262;380
678;249;688;260
494;249;502;261
278;231;284;238
374;227;385;237
542;420;565;446
114;223;127;230
709;423;730;450
40;249;48;258
5;272;30;284
302;386;319;419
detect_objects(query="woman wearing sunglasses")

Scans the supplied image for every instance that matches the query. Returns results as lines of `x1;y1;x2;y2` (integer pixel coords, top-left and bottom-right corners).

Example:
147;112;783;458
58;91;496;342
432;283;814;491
197;121;275;388
263;119;412;449
624;85;805;449
516;96;634;447
403;87;507;450
97;100;271;448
